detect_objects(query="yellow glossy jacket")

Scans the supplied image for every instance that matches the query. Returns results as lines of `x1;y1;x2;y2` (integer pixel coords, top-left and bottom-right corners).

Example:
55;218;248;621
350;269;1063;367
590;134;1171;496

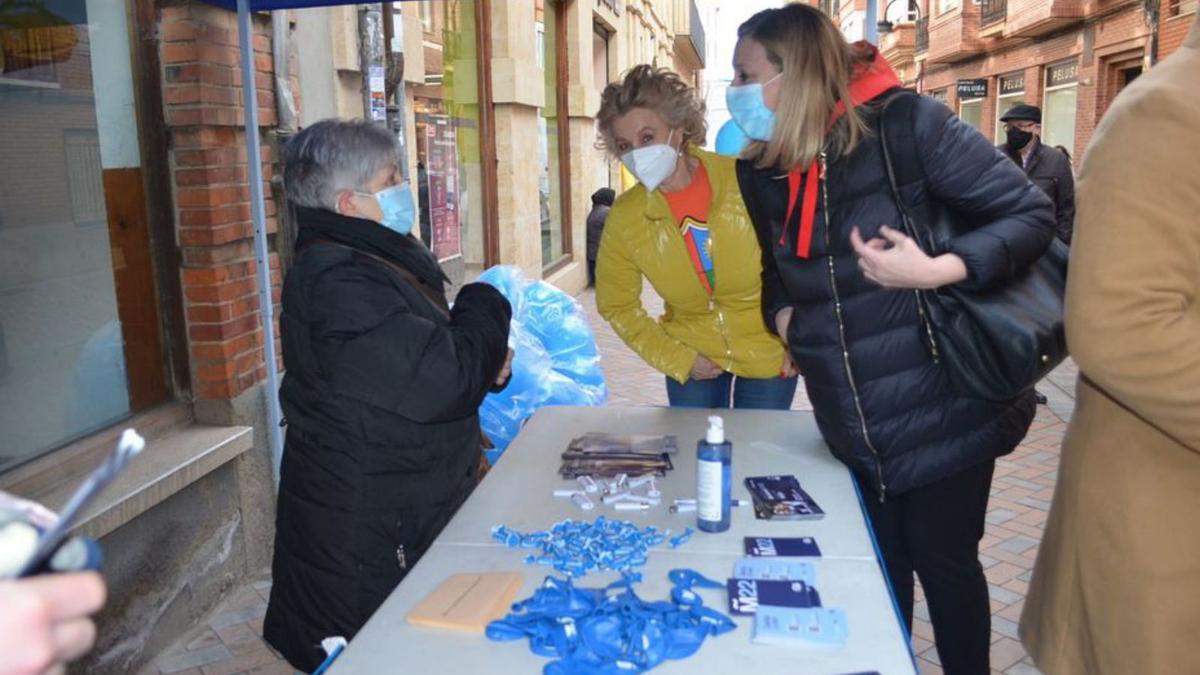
595;146;787;384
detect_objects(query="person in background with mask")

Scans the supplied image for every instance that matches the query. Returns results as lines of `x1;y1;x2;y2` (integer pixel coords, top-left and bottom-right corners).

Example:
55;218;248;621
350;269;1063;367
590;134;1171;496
594;65;797;409
999;105;1075;244
263;119;513;672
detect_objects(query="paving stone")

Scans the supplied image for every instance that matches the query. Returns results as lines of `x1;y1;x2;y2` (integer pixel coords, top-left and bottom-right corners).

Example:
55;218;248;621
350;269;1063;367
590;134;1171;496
1017;497;1054;511
997;536;1040;555
156;645;233;674
988;583;1024;605
1005;661;1045;675
992;616;1021;640
208;604;268;631
991;637;1031;671
918;658;944;675
186;629;221;653
921;645;942;666
914;600;931;622
986;508;1019;525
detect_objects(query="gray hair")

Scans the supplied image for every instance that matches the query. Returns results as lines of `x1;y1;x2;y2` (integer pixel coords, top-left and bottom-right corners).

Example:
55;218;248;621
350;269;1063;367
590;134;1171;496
282;118;400;210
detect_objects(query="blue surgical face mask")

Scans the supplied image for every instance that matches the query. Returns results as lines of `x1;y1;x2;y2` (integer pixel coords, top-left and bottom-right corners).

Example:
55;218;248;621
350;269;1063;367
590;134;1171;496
726;73;782;142
361;182;415;235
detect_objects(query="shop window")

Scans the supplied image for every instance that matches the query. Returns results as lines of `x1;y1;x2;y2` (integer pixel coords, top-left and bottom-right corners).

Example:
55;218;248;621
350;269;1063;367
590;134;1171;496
419;1;434;33
959;98;984;131
928;88;950;107
413;0;489;277
995;72;1026;144
538;0;571;270
1170;0;1197;17
593;24;614;190
0;0;166;473
1043;60;1079;158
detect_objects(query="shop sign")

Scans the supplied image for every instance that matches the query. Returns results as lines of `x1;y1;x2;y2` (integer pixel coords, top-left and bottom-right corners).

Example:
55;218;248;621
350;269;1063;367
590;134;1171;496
956;78;988;99
999;73;1025;95
1047;61;1079;87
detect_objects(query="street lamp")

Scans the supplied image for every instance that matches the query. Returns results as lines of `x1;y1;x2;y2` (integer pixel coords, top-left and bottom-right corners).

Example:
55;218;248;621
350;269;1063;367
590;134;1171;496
877;0;921;34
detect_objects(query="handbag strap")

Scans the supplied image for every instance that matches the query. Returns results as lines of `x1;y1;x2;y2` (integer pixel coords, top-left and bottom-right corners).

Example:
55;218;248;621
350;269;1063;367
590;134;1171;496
303;239;451;320
878;91;929;248
878;91;950;362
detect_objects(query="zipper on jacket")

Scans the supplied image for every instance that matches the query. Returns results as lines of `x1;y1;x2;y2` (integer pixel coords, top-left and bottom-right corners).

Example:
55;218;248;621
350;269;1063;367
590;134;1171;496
915;290;940;362
709;297;735;371
818;152;887;501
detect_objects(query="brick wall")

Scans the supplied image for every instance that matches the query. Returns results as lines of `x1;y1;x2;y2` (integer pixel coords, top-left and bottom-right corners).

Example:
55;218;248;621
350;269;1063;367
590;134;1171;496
921;2;1158;165
1159;0;1197;58
160;2;282;401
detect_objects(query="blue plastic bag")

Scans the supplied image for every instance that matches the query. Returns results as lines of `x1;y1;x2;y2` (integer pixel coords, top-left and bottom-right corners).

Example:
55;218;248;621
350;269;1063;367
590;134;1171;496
477;266;607;463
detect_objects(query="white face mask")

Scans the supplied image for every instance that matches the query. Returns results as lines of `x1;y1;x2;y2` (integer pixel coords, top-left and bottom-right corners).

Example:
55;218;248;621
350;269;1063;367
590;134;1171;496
620;130;681;192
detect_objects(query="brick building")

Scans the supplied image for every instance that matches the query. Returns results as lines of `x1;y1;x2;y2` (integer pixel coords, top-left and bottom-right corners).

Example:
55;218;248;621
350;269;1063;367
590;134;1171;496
871;0;1197;162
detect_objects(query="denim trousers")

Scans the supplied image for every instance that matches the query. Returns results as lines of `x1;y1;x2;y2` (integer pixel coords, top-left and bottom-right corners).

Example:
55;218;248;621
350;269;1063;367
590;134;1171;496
664;371;798;410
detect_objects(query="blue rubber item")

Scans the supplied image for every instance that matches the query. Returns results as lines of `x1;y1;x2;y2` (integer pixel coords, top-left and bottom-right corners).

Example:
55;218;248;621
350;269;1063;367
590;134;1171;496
476;266;608;463
492;519;684;578
487;571;737;673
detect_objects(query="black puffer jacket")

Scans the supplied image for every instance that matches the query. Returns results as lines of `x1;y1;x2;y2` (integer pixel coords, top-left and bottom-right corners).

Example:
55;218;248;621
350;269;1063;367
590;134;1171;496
263;207;511;672
1000;139;1076;244
738;91;1055;498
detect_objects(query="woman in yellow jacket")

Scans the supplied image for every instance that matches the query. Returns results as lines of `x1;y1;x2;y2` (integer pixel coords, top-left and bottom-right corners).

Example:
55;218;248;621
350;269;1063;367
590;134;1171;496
595;65;796;408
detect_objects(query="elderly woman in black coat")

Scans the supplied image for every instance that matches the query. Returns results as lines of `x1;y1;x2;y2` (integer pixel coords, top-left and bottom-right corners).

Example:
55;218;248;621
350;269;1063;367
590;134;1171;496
730;7;1054;674
263;119;512;672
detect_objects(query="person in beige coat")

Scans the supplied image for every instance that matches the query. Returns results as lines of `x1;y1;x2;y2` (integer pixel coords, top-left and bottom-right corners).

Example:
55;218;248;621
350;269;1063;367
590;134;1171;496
1019;16;1200;675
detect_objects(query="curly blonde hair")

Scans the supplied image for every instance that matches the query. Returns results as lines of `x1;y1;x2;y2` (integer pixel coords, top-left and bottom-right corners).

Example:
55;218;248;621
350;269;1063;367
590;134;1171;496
595;65;707;157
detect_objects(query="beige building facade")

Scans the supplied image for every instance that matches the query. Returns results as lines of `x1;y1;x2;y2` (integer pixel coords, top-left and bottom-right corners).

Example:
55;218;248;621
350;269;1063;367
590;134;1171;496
293;0;707;296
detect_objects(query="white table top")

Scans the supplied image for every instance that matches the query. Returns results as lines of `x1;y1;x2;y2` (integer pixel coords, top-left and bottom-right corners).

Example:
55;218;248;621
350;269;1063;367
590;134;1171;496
329;406;917;675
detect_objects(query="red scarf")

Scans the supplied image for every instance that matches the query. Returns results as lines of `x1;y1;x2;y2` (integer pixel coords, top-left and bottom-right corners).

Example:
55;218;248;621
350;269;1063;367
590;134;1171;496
782;43;902;258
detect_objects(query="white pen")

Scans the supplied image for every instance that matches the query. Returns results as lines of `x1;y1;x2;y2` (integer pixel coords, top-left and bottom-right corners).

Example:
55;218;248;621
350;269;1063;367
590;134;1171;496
613;501;650;511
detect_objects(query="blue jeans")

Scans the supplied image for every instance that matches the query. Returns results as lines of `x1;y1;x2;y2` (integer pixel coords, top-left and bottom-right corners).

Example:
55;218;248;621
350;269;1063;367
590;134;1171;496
665;372;798;410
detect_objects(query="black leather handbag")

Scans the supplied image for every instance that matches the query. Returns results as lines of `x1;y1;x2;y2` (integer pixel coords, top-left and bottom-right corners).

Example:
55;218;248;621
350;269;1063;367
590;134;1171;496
878;92;1069;402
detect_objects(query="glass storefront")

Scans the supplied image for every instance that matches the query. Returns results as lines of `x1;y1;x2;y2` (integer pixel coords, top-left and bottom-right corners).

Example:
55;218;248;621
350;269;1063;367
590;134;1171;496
538;0;566;268
959;98;983;131
0;0;142;471
1043;60;1079;157
410;0;486;276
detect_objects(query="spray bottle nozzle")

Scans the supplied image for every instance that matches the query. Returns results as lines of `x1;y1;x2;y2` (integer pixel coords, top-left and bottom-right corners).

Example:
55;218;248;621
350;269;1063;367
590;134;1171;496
706;415;725;444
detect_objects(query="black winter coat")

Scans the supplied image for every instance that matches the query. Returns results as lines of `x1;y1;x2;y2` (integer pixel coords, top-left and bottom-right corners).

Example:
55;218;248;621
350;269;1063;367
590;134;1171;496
263;208;511;672
586;203;611;262
738;91;1055;499
1000;138;1076;244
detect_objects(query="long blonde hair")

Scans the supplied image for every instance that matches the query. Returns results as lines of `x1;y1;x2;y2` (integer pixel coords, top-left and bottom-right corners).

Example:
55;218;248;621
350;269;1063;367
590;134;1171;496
738;4;873;170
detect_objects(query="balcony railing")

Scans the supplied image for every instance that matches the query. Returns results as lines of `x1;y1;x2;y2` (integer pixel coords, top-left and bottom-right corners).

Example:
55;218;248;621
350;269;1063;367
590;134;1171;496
980;0;1007;27
915;16;929;53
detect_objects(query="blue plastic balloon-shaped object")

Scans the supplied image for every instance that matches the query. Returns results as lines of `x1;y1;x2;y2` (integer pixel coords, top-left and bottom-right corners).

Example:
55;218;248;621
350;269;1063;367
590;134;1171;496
714;118;749;157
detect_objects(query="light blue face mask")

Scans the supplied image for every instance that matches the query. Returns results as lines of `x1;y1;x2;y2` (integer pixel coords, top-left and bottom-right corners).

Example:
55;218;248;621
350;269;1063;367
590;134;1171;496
362;182;415;235
726;73;782;142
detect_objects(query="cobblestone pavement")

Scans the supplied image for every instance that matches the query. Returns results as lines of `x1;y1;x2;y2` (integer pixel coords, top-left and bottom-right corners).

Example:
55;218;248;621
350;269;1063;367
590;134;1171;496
147;285;1072;675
